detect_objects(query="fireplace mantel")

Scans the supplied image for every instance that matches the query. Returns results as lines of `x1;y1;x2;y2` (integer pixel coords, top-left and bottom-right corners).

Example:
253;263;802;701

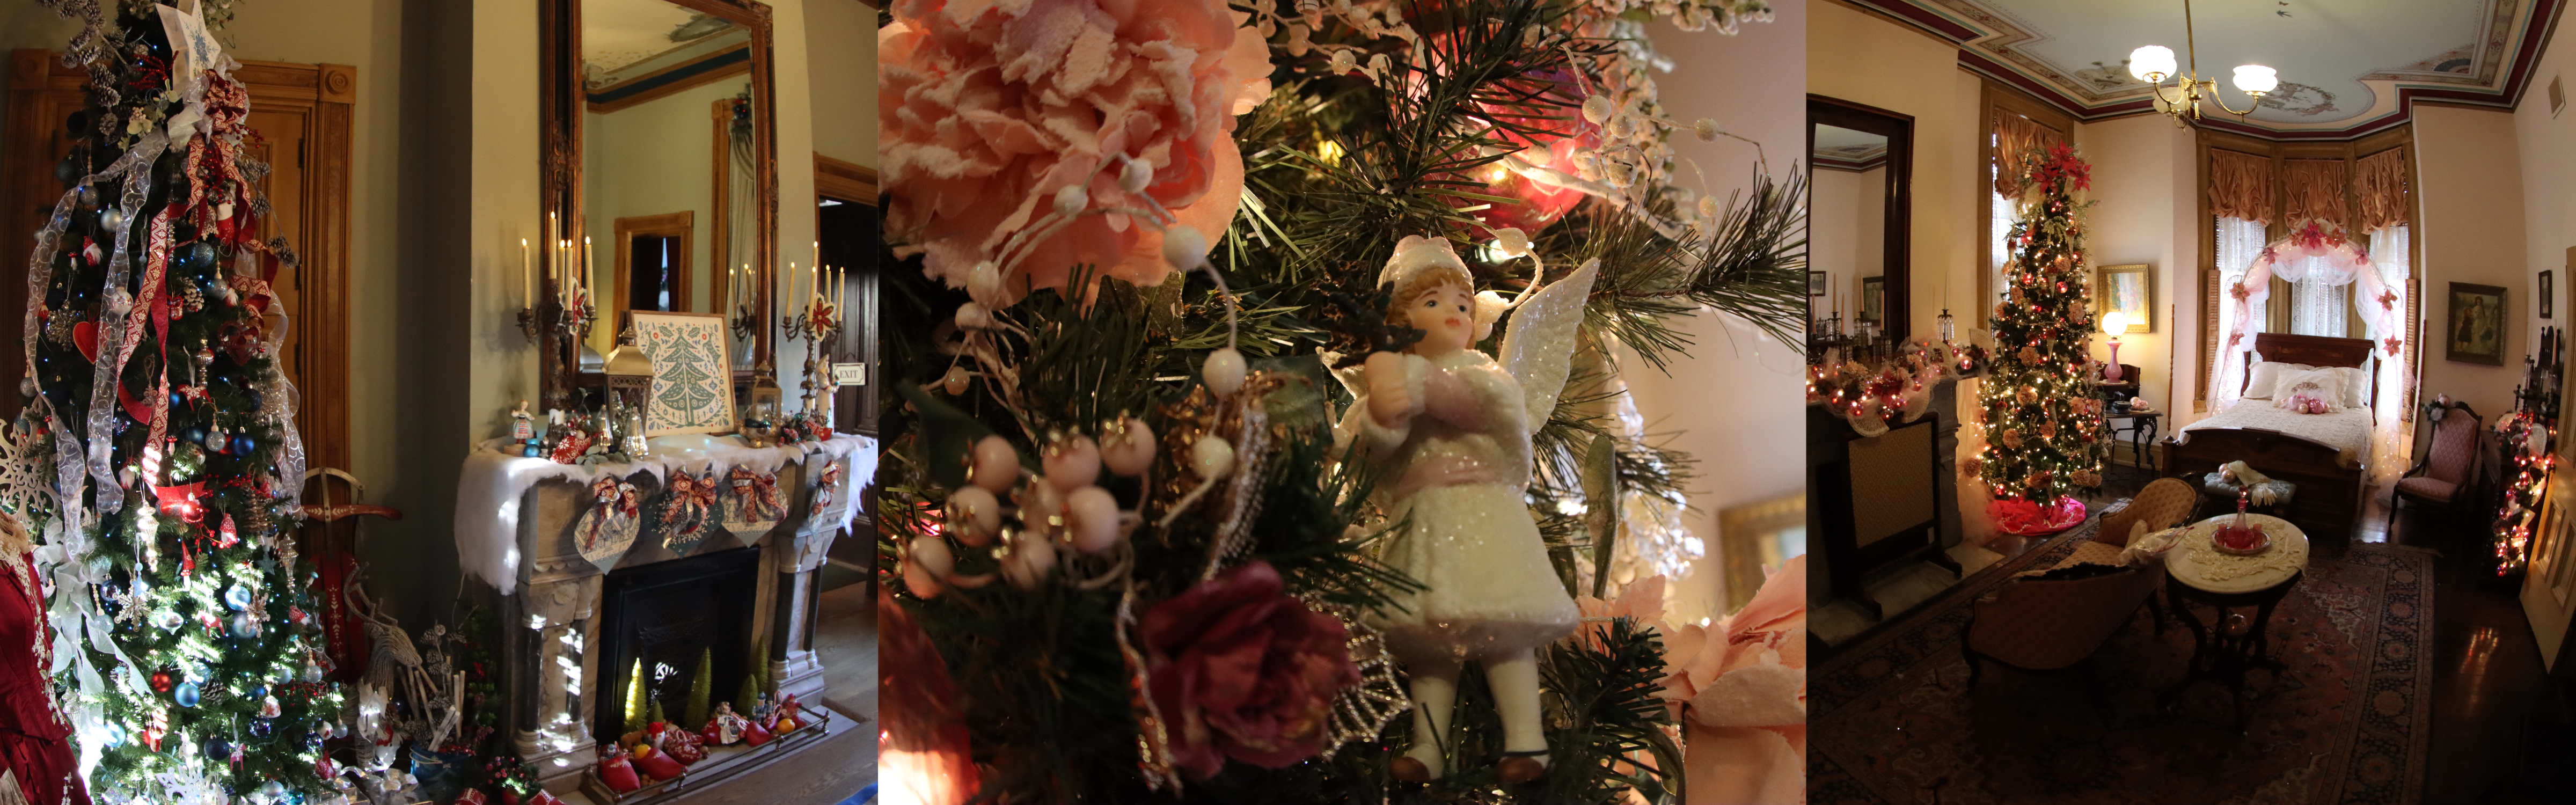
462;436;872;793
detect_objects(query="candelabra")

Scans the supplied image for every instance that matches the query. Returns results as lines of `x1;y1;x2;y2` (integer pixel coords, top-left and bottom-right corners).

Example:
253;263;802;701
780;298;845;414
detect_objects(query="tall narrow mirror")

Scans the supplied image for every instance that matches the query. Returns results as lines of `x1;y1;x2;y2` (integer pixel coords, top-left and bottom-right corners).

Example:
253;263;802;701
540;0;774;407
1807;97;1913;342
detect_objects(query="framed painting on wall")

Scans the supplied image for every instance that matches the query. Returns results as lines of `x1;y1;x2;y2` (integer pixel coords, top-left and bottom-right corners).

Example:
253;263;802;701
1859;276;1884;323
1717;494;1805;618
2446;282;2507;366
2096;264;2151;333
1809;270;1828;296
630;311;740;435
2544;270;2556;319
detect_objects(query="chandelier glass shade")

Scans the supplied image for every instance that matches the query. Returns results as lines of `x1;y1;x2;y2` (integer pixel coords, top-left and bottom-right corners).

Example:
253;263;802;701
2127;0;2274;126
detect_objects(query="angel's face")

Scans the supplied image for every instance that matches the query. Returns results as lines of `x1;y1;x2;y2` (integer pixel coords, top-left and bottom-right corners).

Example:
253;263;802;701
1404;281;1477;357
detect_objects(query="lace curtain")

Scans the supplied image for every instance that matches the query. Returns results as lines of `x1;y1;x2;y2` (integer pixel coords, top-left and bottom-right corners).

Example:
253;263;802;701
2211;216;2270;409
2290;274;2347;338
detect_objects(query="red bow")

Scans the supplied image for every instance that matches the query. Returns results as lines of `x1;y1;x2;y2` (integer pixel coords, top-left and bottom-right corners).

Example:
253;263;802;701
728;466;782;520
580;477;639;551
663;472;719;536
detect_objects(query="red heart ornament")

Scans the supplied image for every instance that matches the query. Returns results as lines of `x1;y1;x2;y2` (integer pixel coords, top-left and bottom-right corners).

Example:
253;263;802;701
71;320;98;362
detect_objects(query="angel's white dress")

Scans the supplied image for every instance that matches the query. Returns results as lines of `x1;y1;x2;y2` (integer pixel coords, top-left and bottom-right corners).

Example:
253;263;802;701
1341;349;1581;661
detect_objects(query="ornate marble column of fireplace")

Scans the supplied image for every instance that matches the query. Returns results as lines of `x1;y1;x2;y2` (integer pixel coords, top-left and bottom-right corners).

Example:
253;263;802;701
495;452;854;794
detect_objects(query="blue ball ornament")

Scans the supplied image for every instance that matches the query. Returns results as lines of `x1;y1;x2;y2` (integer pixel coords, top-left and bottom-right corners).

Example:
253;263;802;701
231;434;254;455
173;681;200;707
230;612;258;638
224;583;253;611
169;391;184;408
101;722;125;747
204;735;229;760
185;427;207;445
247;718;273;738
179;241;217;273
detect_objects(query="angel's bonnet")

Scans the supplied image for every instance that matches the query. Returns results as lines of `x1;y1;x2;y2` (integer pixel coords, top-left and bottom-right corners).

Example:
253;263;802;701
1379;235;1510;344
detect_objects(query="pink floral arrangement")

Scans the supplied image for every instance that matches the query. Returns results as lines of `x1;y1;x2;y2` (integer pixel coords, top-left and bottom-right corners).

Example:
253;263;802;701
1141;561;1358;778
1658;554;1807;804
881;0;1272;304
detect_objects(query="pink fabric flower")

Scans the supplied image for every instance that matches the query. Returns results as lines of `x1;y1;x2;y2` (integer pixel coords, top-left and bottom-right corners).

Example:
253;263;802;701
1659;555;1806;803
1142;561;1358;778
881;0;1272;304
1572;575;1665;655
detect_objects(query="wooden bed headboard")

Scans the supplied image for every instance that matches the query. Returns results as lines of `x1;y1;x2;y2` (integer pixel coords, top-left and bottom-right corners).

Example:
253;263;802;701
2245;332;2379;408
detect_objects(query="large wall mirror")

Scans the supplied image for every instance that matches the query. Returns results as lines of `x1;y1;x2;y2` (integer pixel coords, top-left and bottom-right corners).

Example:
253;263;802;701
1807;97;1912;341
540;0;776;407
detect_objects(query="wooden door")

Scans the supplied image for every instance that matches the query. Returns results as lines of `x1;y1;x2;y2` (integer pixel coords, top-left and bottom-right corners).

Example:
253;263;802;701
5;52;352;469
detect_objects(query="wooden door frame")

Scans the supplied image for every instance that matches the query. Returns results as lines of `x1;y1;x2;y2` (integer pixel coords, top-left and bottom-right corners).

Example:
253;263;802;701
610;211;696;318
6;50;353;470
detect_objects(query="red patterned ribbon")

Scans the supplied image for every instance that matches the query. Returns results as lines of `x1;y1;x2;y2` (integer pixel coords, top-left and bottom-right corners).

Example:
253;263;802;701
662;472;718;536
580;477;639;551
728;466;780;520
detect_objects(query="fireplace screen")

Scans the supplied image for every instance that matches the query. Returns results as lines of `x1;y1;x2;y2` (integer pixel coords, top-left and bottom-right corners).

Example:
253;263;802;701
592;546;766;743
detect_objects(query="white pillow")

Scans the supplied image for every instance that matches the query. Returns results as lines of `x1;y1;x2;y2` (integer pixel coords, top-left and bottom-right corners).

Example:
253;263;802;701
2243;360;2316;399
2332;366;2370;409
2271;367;2349;412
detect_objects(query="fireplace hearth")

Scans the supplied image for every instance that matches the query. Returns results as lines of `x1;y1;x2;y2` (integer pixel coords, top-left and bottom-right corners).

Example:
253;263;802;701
593;546;764;744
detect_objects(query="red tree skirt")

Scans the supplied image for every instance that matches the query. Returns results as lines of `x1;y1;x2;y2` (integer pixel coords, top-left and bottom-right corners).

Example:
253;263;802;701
1987;496;2087;536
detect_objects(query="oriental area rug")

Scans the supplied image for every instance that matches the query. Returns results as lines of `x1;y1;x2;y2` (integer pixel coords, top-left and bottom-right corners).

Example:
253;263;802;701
1811;520;2435;805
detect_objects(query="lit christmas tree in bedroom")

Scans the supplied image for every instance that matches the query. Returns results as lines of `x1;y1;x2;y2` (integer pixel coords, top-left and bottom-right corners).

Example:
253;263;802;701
11;1;347;802
1971;144;2110;533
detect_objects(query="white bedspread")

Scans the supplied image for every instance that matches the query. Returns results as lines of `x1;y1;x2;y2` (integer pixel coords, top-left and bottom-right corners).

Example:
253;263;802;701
2178;401;2375;467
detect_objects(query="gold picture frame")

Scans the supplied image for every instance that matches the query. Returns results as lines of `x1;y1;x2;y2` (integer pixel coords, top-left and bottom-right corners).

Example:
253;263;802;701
2095;264;2151;333
1717;494;1806;618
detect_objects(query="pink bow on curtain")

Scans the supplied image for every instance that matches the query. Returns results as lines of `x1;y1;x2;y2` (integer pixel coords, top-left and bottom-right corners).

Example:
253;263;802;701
2224;221;2404;360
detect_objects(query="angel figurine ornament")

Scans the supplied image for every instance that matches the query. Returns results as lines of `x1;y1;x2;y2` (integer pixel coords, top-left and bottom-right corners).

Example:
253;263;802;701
1337;235;1596;784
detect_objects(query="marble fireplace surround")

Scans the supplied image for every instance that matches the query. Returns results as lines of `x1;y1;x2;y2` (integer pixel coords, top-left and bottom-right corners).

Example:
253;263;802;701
474;438;868;794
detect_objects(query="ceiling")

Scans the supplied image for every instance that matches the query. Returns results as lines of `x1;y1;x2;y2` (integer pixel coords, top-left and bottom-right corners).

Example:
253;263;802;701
1813;123;1890;170
583;0;738;77
1849;0;2554;137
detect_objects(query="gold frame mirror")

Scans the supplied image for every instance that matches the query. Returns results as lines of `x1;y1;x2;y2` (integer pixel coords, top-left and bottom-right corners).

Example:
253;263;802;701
538;0;777;409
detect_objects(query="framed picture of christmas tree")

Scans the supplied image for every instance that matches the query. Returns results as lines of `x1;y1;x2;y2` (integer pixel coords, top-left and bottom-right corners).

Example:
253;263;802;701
631;311;741;434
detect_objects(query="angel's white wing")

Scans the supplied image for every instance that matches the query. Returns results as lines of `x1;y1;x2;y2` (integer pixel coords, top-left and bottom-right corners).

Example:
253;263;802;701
1496;258;1600;437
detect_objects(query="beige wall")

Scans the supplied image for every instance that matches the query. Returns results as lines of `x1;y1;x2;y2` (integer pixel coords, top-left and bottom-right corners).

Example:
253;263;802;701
1618;2;1805;626
2072;114;2196;430
807;0;874;169
1807;0;1981;343
1810;166;1860;317
2415;105;2529;422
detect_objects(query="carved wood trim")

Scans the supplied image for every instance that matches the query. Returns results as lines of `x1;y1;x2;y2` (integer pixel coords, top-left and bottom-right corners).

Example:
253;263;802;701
610;211;696;319
3;52;353;468
814;152;875;204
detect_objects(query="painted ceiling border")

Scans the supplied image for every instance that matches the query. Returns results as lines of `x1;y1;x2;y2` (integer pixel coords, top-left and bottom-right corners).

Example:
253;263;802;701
1840;0;2566;141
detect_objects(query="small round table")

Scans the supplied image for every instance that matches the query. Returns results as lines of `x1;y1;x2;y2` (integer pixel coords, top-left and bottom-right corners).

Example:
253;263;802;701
2156;513;2311;733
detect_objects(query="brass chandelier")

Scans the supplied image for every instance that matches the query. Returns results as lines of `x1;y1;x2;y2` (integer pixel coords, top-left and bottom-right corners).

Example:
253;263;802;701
2128;0;2277;127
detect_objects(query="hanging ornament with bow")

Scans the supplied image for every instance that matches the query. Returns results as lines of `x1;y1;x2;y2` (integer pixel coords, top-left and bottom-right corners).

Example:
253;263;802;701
658;469;720;554
720;465;784;546
574;475;641;572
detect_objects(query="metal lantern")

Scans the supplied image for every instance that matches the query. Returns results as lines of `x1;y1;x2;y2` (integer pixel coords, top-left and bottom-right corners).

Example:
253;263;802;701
741;363;784;448
1937;308;1956;343
603;324;656;457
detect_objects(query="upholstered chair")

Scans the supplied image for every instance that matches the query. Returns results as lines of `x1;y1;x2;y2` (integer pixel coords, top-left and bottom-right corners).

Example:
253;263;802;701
1962;478;2196;705
2388;400;2484;544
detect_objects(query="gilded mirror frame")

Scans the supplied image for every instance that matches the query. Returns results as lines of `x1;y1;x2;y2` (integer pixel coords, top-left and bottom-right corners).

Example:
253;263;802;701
538;0;778;409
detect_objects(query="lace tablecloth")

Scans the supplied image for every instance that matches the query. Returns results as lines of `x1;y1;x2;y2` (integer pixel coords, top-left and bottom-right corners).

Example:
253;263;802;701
2167;513;2310;594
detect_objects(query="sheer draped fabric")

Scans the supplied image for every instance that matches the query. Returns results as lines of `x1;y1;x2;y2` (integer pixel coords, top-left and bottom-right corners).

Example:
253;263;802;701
2367;226;2414;499
2211;216;2269;409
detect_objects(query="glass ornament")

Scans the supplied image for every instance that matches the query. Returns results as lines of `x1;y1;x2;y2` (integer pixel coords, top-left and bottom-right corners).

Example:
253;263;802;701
174;681;201;707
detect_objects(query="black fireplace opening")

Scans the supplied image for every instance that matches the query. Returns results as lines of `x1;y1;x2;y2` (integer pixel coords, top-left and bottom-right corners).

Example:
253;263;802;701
593;546;765;744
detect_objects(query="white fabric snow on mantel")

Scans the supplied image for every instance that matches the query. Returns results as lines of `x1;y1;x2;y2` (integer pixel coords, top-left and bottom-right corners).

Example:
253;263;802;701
454;433;877;595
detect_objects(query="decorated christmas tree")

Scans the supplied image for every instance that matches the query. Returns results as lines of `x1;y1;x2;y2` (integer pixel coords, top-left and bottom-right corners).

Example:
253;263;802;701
879;0;1804;800
12;1;347;802
1970;144;2110;533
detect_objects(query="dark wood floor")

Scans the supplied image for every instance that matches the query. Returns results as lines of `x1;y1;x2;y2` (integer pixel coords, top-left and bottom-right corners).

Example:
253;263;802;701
2095;465;2562;804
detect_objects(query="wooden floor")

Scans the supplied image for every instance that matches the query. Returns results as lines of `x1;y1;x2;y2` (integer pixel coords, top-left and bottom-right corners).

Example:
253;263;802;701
2096;465;2556;804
